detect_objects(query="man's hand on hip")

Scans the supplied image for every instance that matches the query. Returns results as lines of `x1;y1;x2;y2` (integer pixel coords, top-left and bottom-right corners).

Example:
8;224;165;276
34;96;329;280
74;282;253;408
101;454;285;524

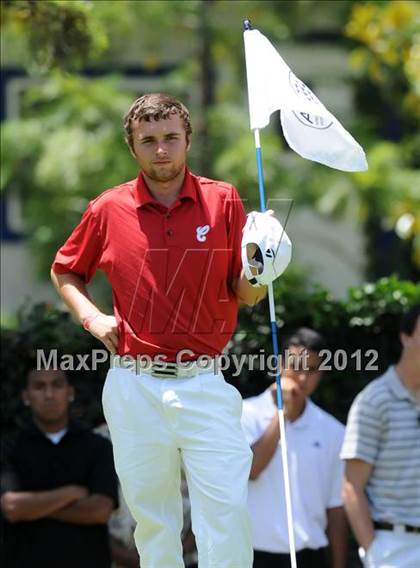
87;314;119;354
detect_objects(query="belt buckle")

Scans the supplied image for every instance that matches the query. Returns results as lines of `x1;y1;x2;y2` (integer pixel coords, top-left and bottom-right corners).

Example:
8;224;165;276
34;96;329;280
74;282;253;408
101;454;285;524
150;361;178;378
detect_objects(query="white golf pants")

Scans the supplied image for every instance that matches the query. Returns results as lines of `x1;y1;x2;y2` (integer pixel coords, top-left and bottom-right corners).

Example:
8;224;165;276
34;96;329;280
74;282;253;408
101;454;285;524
102;367;253;568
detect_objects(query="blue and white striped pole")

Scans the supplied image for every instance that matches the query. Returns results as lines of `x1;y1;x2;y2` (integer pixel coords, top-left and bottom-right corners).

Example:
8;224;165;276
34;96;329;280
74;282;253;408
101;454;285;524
244;19;298;568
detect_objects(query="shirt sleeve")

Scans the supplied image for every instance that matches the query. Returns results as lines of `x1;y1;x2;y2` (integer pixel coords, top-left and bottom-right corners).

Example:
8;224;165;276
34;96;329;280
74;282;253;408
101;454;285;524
87;435;119;509
225;185;246;287
340;390;383;465
241;400;262;446
51;203;103;284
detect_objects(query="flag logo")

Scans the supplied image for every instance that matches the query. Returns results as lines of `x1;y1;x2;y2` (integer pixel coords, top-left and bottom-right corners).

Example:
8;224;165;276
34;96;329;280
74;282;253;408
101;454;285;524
293;111;333;130
289;72;333;130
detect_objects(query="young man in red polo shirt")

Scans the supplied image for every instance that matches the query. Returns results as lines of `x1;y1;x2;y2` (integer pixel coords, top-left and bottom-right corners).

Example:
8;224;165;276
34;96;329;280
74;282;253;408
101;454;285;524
51;93;290;568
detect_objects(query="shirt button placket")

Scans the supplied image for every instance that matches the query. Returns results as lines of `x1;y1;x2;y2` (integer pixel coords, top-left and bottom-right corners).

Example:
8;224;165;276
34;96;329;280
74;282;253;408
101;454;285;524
164;211;173;240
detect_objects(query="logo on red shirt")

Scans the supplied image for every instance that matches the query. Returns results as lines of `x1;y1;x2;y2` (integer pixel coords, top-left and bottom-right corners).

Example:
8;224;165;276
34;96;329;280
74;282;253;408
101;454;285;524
196;225;210;242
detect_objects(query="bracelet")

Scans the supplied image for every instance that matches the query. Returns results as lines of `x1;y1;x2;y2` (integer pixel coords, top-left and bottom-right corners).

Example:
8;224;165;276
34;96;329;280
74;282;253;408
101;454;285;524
81;314;100;331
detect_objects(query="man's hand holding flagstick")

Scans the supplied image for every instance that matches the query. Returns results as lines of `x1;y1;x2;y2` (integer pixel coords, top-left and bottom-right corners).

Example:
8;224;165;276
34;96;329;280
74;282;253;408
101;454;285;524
242;19;367;568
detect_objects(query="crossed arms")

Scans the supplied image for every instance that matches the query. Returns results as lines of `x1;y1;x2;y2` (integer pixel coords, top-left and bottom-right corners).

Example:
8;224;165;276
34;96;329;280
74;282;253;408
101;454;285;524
1;484;114;525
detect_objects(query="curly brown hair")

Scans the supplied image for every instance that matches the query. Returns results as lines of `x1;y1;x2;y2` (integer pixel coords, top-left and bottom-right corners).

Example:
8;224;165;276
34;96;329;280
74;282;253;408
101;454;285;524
123;93;192;153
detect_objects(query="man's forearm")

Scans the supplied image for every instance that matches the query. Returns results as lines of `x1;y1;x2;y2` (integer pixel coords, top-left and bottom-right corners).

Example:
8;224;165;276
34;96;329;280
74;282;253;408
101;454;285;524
342;483;374;551
235;271;267;307
326;506;348;568
1;486;85;523
50;270;100;322
51;271;119;353
249;412;280;480
49;494;114;525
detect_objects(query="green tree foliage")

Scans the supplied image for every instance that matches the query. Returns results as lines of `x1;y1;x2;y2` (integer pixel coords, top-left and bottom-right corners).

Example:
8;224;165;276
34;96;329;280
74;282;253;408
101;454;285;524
1;75;136;278
346;0;420;124
1;0;418;284
201;1;420;280
1;0;108;72
344;0;420;276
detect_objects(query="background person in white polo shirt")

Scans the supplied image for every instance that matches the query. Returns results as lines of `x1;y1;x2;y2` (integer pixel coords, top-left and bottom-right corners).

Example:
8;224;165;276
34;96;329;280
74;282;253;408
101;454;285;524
341;304;420;568
241;328;347;568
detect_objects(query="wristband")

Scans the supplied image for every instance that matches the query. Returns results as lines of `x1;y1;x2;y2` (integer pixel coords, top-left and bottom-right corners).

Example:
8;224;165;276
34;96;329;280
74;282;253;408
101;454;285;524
82;314;100;331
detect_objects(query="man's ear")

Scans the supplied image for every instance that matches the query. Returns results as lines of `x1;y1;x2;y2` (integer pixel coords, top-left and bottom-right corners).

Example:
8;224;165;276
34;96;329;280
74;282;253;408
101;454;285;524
400;331;409;349
125;136;137;160
186;135;192;152
129;146;137;159
67;385;75;402
21;390;30;407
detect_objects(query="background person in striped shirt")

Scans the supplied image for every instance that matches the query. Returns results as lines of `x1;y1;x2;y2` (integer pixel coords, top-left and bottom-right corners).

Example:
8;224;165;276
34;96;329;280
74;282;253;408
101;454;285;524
341;304;420;568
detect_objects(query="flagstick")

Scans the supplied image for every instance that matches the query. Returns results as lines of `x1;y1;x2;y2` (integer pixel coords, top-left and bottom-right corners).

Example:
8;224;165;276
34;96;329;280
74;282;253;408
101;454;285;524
254;128;298;568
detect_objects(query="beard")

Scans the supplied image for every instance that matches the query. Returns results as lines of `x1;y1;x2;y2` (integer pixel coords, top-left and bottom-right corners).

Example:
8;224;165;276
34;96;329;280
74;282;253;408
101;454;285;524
144;161;185;183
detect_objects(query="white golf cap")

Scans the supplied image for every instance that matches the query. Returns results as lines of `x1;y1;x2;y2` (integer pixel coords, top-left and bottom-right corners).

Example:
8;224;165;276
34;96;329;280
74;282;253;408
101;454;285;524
241;211;292;287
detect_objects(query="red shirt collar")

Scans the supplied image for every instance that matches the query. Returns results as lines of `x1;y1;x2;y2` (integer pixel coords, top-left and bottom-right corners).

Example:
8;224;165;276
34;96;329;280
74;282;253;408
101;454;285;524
134;167;197;209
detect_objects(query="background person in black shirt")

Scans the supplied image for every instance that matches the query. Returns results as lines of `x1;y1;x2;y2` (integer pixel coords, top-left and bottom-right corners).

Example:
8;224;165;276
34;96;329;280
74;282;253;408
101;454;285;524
0;367;119;568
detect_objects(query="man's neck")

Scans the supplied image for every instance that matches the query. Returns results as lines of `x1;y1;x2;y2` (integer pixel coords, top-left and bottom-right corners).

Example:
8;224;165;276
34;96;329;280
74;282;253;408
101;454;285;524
285;398;306;423
33;416;69;434
143;167;186;208
395;359;420;393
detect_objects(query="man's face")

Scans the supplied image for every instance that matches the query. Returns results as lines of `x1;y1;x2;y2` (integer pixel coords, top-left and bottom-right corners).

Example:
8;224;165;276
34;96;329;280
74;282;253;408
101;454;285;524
23;369;73;426
282;345;323;400
401;316;420;370
130;113;190;182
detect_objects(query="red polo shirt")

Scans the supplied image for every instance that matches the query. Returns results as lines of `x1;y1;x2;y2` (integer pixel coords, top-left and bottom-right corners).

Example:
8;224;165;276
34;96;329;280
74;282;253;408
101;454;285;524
52;168;246;360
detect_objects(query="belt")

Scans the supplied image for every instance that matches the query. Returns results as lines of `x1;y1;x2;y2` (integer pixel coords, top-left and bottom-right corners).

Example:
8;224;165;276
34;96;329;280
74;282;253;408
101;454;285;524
374;521;420;534
111;354;217;379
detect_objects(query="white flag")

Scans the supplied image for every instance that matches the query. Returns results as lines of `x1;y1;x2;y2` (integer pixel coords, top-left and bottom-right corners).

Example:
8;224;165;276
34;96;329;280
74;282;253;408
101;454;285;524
243;28;368;172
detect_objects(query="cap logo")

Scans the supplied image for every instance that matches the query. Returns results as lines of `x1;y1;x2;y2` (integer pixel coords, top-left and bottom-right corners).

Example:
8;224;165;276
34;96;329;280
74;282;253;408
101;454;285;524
196;225;210;242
